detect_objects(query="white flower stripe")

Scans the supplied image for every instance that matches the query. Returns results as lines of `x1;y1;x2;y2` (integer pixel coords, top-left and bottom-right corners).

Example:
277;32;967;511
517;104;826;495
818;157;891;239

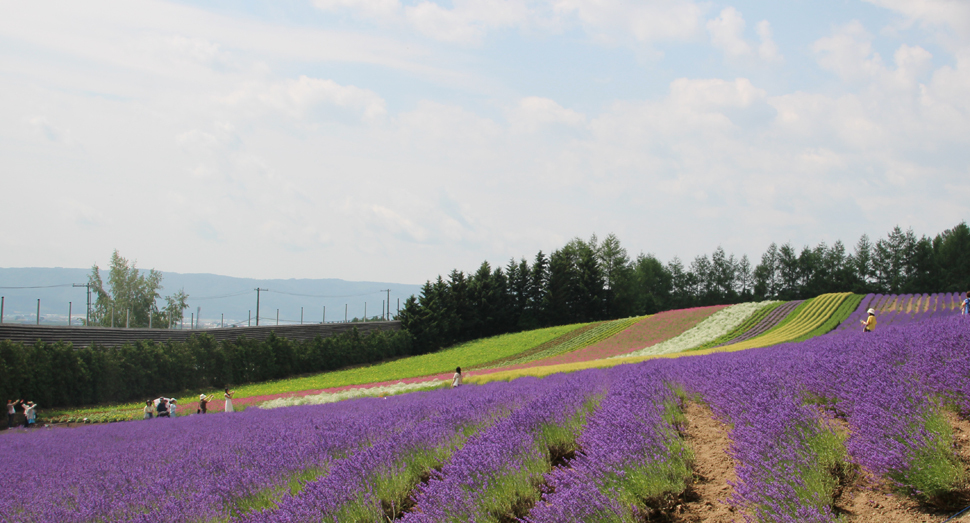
618;301;780;358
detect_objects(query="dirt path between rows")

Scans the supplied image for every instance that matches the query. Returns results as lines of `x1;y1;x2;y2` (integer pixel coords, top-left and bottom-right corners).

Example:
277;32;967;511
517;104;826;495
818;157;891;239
677;401;741;523
832;411;970;522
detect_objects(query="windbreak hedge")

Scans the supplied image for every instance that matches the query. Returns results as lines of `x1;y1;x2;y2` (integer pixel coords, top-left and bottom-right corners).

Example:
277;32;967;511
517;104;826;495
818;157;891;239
0;328;413;409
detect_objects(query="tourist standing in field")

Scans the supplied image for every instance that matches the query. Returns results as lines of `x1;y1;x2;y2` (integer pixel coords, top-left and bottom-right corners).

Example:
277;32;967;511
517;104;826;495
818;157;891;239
224;388;235;413
24;402;36;428
962;292;970;315
21;400;31;427
199;393;213;414
452;367;462;388
156;398;169;418
144;400;154;420
861;308;877;332
7;399;17;429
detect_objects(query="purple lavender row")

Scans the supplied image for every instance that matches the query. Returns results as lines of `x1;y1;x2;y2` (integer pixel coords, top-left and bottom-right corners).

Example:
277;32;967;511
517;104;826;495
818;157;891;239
744;316;969;500
525;363;682;522
832;292;961;335
671;353;842;522
232;379;543;523
400;370;608;522
0;395;465;523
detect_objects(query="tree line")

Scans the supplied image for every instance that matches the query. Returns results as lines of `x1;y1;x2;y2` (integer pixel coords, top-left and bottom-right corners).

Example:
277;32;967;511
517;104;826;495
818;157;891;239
0;328;413;410
399;222;970;352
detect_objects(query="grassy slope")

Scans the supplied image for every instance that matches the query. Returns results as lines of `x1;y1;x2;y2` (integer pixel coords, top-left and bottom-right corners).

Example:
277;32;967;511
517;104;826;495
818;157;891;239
41;323;586;422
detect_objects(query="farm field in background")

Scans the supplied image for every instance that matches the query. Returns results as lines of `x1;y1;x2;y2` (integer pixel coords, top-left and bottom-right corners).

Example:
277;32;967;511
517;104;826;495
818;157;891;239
29;292;966;425
6;313;970;522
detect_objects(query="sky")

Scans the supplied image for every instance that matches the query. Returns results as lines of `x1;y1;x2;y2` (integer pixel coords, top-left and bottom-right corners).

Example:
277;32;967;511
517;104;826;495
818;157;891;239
1;0;968;285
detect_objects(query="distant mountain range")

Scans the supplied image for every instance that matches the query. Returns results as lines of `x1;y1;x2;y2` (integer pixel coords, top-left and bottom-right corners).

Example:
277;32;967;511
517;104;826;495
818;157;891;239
0;268;423;327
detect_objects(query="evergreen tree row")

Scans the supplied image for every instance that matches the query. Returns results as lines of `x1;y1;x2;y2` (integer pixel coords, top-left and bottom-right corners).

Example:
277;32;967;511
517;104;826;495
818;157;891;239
399;222;970;352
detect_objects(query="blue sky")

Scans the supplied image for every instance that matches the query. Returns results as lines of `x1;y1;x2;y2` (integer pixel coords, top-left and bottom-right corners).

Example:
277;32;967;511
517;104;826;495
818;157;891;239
1;0;968;284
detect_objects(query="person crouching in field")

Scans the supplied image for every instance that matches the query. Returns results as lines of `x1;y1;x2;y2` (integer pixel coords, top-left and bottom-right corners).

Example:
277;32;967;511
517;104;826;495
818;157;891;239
861;308;877;333
144;400;154;420
452;367;463;388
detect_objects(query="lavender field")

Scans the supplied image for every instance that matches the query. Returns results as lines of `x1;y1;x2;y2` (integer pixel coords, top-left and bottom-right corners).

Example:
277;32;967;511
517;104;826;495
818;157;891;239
3;314;970;522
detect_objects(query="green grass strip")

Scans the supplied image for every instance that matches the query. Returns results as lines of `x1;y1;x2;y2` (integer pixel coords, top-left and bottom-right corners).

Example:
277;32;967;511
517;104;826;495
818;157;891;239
688;302;784;352
479;316;643;369
231;324;587;398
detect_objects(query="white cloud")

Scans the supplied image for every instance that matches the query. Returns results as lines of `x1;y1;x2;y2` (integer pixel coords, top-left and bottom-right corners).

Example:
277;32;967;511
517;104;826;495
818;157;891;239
221;76;387;121
755;21;782;63
313;0;402;19
707;8;782;63
864;0;970;37
707;7;750;58
508;96;586;132
555;0;703;45
812;21;886;81
669;77;766;109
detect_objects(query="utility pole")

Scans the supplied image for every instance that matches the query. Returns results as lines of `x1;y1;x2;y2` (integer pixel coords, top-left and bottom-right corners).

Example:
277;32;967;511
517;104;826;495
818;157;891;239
73;283;91;326
276;309;279;326
36;299;41;325
380;289;391;320
364;302;367;322
191;312;194;329
322;306;326;324
345;304;347;322
301;306;303;325
254;288;267;326
1;296;4;324
221;313;224;328
248;310;251;327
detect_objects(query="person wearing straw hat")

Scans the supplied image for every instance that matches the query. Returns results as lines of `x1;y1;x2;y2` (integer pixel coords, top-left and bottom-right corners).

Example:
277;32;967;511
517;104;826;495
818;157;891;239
198;393;213;414
861;308;877;332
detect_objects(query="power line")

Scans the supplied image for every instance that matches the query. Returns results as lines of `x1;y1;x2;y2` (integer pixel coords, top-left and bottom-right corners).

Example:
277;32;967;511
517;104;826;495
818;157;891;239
190;290;253;301
266;289;385;299
0;284;75;289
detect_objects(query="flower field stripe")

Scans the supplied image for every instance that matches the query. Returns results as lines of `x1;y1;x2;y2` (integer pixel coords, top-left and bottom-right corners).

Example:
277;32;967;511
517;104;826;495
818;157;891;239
788;293;864;343
831;292;964;335
476;316;644;370
620;301;778;358
691;301;783;352
713;300;802;348
709;293;852;351
258;379;449;409
491;305;728;370
524;365;691;522
472;322;602;370
400;371;608;522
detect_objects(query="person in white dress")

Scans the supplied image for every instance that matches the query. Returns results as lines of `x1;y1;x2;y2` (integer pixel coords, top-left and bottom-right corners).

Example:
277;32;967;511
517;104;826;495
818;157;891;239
452;367;462;388
224;388;234;412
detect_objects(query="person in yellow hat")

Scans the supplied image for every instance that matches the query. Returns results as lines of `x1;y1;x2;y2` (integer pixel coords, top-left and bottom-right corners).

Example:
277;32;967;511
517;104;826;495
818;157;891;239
861;308;877;332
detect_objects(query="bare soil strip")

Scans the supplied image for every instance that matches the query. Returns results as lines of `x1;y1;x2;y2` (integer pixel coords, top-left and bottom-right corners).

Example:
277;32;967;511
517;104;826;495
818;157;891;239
675;401;740;523
832;411;970;522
